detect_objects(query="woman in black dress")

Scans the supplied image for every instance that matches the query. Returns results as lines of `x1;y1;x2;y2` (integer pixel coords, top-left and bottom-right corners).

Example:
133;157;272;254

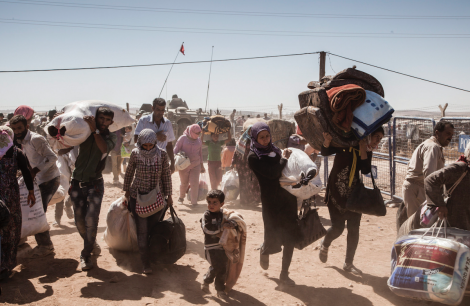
248;122;299;286
319;127;384;276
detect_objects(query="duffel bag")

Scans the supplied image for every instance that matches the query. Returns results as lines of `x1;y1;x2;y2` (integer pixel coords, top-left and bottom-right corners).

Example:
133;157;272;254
148;205;186;265
389;221;470;305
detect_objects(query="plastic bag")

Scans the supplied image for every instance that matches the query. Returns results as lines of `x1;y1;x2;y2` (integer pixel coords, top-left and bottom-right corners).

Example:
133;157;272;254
175;152;191;171
18;177;50;238
46;100;135;150
221;170;240;201
187;173;209;202
279;148;322;200
389;223;470;305
103;197;138;252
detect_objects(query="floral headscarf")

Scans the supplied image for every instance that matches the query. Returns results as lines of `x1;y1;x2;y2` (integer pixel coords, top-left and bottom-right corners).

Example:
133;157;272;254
0;126;14;160
136;129;160;165
183;124;202;140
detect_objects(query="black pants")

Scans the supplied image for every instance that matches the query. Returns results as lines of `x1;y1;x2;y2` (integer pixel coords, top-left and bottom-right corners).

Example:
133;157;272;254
204;249;228;291
36;176;60;246
128;197;167;267
323;204;362;264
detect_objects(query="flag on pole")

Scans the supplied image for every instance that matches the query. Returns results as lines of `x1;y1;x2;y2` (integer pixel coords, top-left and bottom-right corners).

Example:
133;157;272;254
180;44;185;55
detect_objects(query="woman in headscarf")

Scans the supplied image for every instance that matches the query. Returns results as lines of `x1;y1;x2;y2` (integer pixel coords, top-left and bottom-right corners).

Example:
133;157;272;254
13;105;35;124
123;129;172;274
174;124;205;205
424;142;470;230
0;126;35;280
247;122;298;286
231;126;261;206
319;127;384;276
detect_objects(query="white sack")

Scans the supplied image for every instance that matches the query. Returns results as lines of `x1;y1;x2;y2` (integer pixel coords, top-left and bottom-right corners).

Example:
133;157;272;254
48;152;75;206
280;148;321;200
221;170;240;201
18;177;50;238
103;197;138;252
46;100;135;150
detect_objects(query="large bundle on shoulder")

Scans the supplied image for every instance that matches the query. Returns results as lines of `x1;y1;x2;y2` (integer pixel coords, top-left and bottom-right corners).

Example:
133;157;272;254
45;100;135;150
201;115;232;141
295;67;394;151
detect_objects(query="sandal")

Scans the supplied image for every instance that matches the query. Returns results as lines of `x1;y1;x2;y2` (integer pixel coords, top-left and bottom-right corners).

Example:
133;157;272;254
319;240;328;263
260;247;269;270
343;263;363;276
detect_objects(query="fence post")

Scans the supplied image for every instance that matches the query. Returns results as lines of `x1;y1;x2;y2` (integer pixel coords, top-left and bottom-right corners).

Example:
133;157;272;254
323;156;329;187
387;121;394;201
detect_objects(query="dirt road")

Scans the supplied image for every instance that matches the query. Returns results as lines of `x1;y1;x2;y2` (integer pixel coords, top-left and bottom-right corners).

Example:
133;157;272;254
1;168;468;305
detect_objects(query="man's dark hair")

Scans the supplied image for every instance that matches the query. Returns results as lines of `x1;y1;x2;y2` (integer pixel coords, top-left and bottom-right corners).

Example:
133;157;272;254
96;107;114;119
0;113;3;117
10;115;27;127
153;98;166;108
7;113;13;120
434;121;454;134
206;189;225;203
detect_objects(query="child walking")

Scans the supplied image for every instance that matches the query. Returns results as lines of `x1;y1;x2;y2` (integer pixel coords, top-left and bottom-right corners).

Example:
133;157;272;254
205;131;232;190
201;190;236;298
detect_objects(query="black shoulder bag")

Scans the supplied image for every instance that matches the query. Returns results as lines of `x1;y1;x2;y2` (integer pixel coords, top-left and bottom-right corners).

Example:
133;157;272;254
345;171;386;216
295;200;327;250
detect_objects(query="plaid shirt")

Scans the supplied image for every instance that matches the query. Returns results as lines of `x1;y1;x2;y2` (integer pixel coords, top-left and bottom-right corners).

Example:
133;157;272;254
123;149;172;199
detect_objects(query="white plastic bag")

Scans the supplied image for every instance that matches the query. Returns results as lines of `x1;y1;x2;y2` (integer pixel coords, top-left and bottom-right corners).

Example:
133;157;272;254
175;152;191;171
187;173;209;202
46;100;135;150
18;178;50;239
103;197;138;252
221;170;240;201
280;148;321;200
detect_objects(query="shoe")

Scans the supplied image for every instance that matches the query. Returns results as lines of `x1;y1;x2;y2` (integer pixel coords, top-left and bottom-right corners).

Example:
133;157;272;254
178;198;184;205
113;179;120;185
343;263;363;276
201;283;210;294
319;240;328;263
260;248;269;270
92;242;101;256
80;256;93;271
52;220;60;227
217;290;228;299
143;267;153;274
64;201;74;219
29;245;55;258
280;271;296;287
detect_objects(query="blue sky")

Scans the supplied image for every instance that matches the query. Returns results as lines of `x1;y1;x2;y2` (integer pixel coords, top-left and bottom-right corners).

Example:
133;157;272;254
1;0;469;114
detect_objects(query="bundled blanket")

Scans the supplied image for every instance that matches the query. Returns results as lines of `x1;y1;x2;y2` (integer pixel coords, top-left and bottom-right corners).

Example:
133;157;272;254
219;210;247;293
327;84;366;133
351;90;394;140
203;115;231;135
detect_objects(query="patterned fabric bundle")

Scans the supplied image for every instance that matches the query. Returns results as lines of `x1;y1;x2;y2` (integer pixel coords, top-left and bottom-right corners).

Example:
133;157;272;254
0;126;14;159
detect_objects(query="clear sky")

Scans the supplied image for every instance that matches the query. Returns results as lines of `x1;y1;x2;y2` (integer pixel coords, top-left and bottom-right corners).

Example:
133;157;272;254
1;0;469;114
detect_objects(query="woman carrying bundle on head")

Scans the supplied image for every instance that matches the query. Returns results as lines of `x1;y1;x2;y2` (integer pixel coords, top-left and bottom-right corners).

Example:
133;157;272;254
319;127;384;276
247;122;299;286
123;129;173;274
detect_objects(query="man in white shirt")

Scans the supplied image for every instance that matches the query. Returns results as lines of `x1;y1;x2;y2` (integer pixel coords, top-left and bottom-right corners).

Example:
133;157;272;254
10;115;60;258
134;98;176;173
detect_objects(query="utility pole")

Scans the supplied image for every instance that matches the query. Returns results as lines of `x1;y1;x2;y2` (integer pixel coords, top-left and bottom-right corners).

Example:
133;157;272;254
438;103;448;118
278;103;283;119
319;51;326;81
126;103;129;113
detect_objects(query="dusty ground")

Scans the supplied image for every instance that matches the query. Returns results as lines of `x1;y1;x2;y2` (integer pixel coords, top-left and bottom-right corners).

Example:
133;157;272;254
1;165;469;306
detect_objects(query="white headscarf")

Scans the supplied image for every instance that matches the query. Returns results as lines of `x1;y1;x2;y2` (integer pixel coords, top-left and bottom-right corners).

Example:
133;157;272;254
136;129;161;165
0;126;14;160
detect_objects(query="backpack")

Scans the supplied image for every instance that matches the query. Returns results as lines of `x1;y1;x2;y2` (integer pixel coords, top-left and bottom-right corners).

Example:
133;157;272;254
148;205;186;265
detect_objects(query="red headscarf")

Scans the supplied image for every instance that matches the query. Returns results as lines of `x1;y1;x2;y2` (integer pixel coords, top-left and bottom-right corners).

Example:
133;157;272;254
14;105;34;121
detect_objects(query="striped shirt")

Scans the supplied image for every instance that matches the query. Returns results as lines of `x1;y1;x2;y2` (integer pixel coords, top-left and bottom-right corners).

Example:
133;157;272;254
134;114;175;150
201;209;224;250
123;148;172;199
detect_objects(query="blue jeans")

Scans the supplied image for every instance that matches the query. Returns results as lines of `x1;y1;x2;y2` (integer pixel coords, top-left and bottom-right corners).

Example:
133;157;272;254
69;178;104;259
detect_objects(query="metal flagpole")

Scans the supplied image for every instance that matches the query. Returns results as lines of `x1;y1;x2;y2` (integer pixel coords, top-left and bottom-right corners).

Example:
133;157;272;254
205;46;214;113
159;42;183;98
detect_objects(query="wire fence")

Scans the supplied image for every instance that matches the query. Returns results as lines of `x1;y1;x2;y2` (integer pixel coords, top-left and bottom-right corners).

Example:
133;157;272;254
440;117;470;163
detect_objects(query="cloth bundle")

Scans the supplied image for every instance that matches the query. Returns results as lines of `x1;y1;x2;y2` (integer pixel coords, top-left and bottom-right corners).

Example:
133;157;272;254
203;115;231;135
267;119;296;149
327;84;366;133
296;67;391;149
351;90;394;140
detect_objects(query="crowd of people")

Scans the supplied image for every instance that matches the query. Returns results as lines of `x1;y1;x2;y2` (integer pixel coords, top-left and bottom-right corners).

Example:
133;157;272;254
1;98;470;301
